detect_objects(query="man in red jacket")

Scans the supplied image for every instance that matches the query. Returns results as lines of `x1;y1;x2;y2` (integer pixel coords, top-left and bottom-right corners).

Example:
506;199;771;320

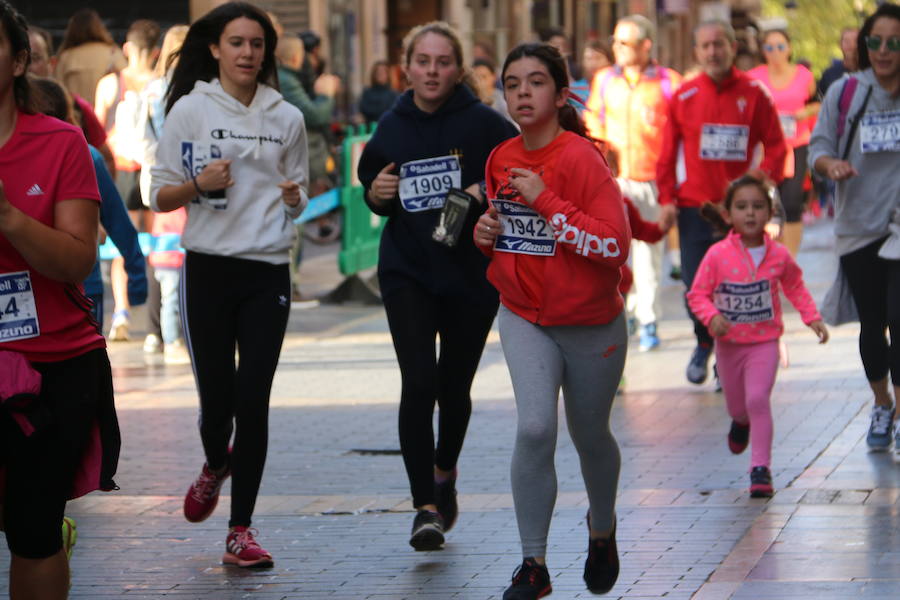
656;19;787;385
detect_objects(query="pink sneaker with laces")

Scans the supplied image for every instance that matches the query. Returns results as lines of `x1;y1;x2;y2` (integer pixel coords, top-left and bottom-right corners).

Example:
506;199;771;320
183;462;230;523
223;526;273;568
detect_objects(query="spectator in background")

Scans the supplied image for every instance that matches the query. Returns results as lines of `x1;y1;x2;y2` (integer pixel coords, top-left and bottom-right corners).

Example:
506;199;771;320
570;39;613;106
54;8;127;105
359;60;399;125
471;57;513;123
275;33;340;298
818;27;859;97
94;19;161;343
27;25;116;176
542;27;579;81
299;30;325;96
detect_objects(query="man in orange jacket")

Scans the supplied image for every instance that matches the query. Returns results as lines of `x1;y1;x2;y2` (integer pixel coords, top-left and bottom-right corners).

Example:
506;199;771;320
586;15;681;352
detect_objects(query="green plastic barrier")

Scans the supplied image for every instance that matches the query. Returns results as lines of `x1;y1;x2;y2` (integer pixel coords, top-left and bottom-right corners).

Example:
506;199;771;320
338;122;385;276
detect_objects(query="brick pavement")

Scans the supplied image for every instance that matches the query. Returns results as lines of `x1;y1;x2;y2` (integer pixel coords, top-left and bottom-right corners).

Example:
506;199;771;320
2;220;898;599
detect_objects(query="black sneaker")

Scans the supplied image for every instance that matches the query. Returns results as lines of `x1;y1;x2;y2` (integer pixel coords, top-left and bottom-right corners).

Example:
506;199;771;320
409;510;444;551
503;558;552;600
749;466;774;498
434;470;458;532
584;511;619;594
686;343;712;384
728;420;750;454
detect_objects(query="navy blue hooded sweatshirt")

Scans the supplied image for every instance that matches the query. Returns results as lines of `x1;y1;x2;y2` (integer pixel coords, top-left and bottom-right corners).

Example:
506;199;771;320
358;84;518;305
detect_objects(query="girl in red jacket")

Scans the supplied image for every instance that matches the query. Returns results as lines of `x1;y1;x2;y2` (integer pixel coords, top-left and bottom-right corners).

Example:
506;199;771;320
474;43;630;600
687;176;828;497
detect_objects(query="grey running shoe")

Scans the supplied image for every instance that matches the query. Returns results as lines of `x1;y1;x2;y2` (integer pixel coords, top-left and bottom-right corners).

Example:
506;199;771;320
867;404;894;450
409;510;444;551
686;344;712;384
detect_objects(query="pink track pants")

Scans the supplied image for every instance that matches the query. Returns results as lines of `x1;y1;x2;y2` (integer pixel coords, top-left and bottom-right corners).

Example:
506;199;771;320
715;338;779;469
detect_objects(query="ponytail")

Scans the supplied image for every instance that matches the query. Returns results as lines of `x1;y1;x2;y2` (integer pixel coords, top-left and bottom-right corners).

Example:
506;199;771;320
559;102;587;137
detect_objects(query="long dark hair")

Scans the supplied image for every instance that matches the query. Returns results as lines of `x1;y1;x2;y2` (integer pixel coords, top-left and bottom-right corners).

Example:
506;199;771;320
57;8;115;53
165;2;278;114
700;174;774;235
501;42;587;138
0;1;37;114
858;2;900;70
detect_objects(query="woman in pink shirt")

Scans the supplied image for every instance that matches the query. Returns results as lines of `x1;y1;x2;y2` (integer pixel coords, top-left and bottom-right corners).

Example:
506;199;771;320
748;30;819;256
688;176;827;497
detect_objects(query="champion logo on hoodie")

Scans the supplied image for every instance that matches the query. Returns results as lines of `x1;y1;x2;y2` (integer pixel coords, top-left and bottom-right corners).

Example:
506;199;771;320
210;128;285;145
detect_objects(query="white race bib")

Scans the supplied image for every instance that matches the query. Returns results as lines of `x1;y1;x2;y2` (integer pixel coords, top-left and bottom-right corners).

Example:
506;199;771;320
493;199;556;256
714;280;774;324
860;110;900;154
0;271;40;343
779;114;798;140
398;155;461;212
181;141;227;210
700;124;750;161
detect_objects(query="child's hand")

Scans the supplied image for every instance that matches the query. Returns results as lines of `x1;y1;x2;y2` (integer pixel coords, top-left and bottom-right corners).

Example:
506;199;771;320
278;181;301;207
709;314;731;337
508;168;545;205
809;319;829;344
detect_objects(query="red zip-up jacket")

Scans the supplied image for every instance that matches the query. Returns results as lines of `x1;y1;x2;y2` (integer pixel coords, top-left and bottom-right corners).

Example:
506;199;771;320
479;132;631;326
657;67;787;207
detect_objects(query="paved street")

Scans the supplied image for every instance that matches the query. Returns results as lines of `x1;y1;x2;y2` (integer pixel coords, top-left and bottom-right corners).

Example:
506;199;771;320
4;219;899;599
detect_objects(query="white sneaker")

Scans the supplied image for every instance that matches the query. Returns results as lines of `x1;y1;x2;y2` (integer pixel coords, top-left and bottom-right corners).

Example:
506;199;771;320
867;404;894;450
108;310;130;341
143;333;163;353
893;423;900;461
164;339;191;365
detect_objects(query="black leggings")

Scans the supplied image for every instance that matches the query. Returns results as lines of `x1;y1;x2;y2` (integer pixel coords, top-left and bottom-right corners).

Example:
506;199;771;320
840;239;900;384
779;145;809;223
182;251;290;527
2;349;110;558
382;282;497;507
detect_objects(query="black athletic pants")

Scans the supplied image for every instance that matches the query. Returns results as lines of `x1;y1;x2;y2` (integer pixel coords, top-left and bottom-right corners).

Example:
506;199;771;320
382;281;497;508
182;251;290;527
840;239;900;384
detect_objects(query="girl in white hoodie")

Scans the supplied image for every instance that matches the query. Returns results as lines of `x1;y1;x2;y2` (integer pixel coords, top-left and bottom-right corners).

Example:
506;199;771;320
150;2;308;568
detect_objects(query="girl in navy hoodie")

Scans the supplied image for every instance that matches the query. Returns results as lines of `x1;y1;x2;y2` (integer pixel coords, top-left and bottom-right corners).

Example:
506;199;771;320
357;21;517;552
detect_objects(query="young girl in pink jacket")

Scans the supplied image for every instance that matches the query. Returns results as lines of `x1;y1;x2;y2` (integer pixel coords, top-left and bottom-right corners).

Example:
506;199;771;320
687;175;828;497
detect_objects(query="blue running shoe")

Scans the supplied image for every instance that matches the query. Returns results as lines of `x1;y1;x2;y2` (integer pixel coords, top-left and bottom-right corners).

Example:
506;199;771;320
638;323;660;352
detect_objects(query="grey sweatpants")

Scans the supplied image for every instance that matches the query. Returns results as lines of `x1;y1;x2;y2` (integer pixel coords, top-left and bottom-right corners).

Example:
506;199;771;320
499;305;627;558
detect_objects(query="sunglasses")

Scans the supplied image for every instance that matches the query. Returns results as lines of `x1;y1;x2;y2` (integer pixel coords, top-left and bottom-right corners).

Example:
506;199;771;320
763;43;787;52
865;35;900;52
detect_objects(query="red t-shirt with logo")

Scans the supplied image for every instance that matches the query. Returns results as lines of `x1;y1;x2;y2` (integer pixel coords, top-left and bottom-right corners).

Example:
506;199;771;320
0;111;105;362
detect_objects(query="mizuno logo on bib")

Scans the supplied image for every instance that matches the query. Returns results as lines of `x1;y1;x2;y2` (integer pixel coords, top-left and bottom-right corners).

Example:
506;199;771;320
860;110;900;154
700;124;750;161
399;155;462;212
713;280;774;324
0;271;40;343
493;199;556;256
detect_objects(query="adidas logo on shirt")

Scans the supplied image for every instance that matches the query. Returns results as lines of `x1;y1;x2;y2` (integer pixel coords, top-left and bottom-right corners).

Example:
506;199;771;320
26;183;44;196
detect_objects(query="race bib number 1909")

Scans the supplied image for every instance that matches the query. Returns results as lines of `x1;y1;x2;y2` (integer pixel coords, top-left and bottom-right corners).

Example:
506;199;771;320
0;271;40;343
398;155;462;212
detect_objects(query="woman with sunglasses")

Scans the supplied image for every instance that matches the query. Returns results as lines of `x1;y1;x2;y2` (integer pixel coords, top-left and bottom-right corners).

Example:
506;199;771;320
748;29;818;257
809;2;900;454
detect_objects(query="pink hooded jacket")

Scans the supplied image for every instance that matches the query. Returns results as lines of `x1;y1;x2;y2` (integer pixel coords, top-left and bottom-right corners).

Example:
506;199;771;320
688;230;821;344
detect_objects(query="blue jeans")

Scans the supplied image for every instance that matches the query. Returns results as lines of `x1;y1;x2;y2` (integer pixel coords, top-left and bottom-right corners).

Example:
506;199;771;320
678;206;716;347
154;267;182;344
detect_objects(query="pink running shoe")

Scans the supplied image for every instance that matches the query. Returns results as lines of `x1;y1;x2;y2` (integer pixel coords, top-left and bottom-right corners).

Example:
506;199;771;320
223;527;274;568
183;463;230;523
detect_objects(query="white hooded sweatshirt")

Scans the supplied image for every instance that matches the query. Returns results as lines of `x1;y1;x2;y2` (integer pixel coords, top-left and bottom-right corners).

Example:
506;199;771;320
150;79;309;264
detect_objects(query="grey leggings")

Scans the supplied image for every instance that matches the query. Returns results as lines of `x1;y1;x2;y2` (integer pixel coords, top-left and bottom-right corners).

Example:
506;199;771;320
499;305;626;558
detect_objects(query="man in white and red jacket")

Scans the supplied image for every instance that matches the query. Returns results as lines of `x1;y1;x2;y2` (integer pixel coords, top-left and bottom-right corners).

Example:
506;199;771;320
656;19;787;386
